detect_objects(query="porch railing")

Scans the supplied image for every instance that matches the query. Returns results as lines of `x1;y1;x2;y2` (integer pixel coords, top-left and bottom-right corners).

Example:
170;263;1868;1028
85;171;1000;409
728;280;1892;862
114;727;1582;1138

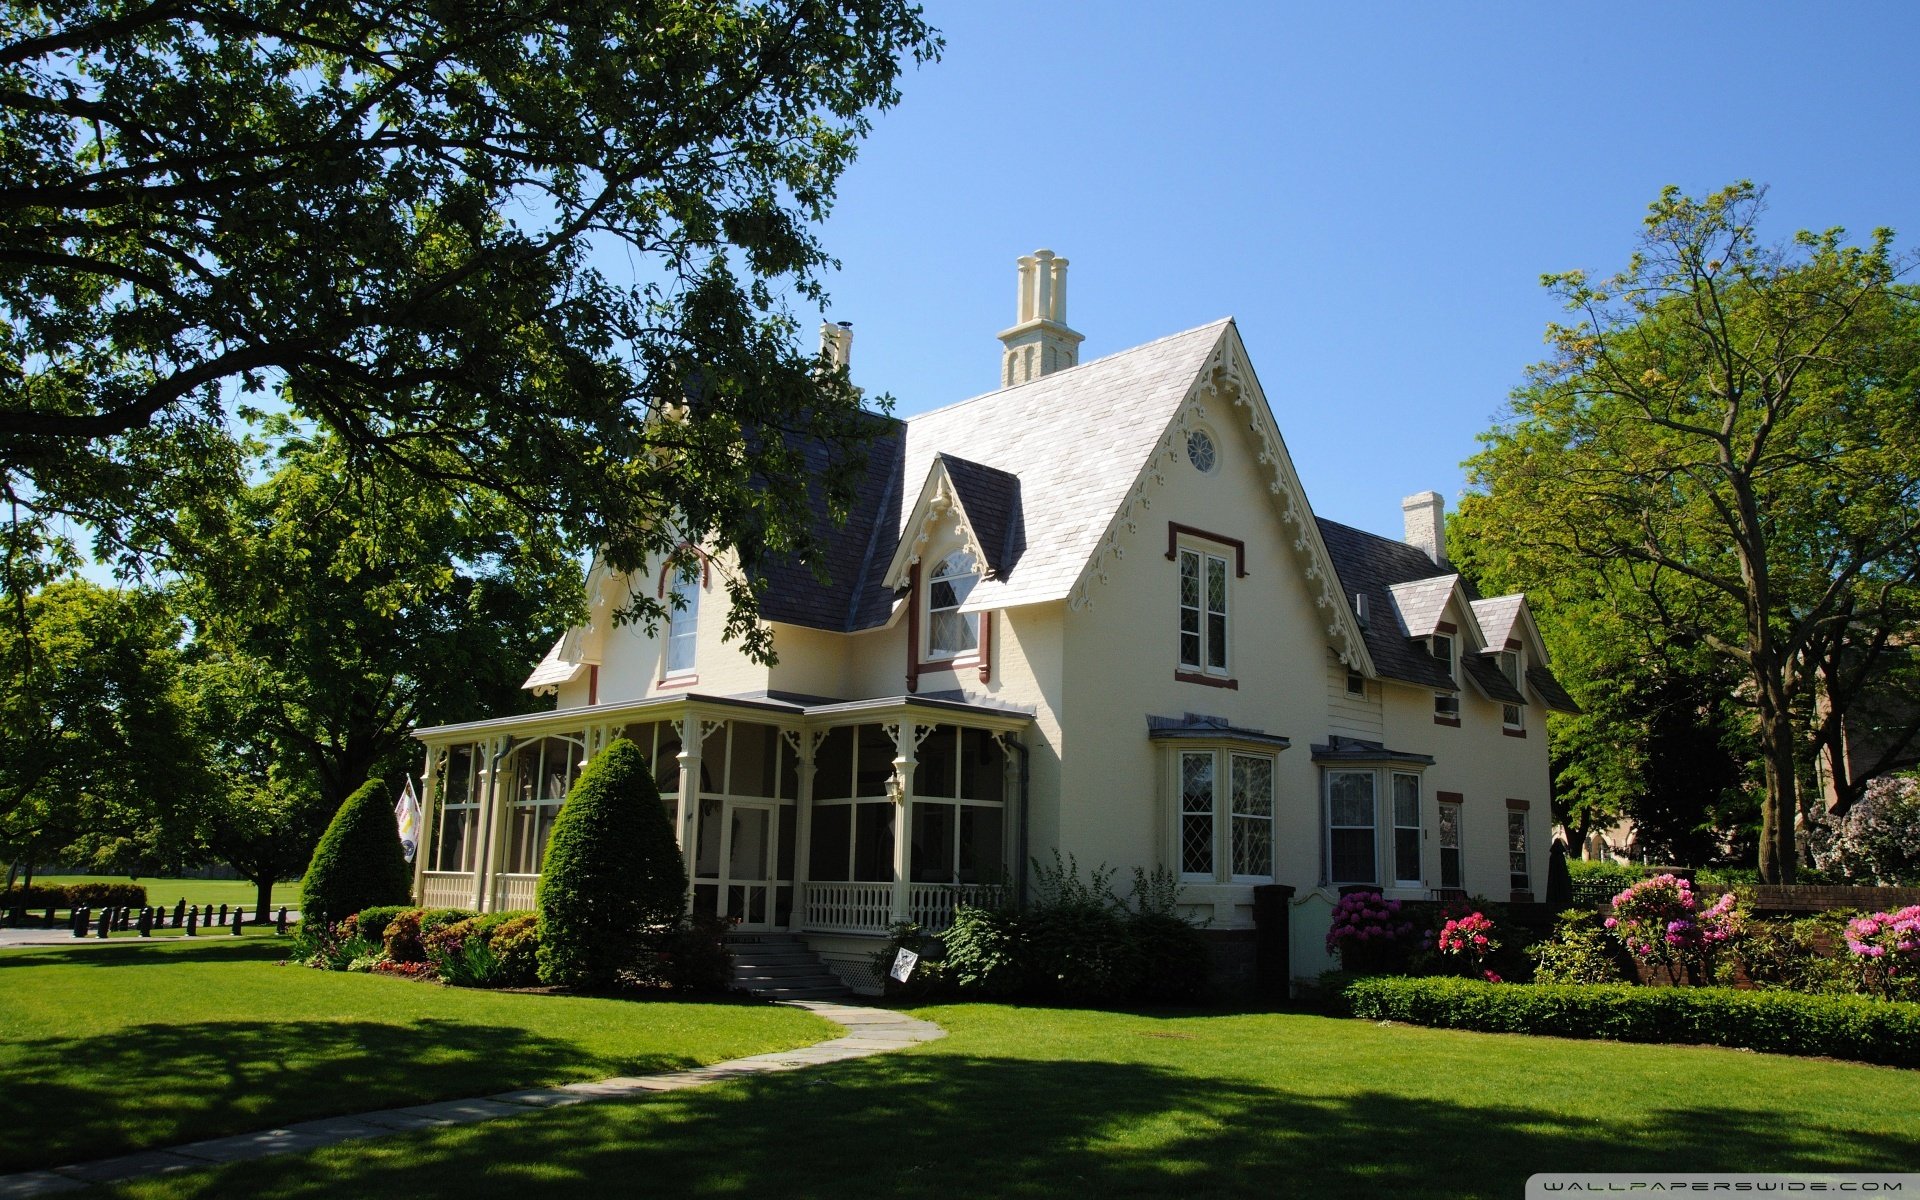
492;873;539;912
908;883;1005;932
802;882;892;934
420;871;476;909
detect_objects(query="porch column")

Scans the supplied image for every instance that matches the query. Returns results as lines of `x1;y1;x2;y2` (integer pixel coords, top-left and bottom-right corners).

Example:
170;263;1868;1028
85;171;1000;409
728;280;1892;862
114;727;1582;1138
788;730;817;933
412;744;441;904
473;735;506;912
675;715;702;897
890;721;918;925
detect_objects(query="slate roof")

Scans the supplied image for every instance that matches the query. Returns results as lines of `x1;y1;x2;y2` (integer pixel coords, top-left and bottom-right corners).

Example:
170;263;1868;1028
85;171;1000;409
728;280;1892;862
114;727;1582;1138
936;453;1025;580
903;319;1235;612
1314;518;1457;690
1387;575;1461;639
1462;653;1527;705
1527;665;1582;714
1471;595;1525;649
756;414;905;633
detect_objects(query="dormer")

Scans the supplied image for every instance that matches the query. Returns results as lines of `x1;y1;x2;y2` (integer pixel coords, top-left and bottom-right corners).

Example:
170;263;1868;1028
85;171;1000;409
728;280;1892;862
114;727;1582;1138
884;453;1025;692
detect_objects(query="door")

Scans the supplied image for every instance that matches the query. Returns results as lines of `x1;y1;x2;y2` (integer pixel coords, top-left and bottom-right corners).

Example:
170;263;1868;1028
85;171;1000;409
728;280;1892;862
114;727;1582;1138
722;801;775;929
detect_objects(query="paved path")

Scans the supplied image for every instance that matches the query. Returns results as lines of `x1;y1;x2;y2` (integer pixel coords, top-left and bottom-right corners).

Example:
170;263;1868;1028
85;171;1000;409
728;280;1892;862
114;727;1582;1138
0;1001;941;1198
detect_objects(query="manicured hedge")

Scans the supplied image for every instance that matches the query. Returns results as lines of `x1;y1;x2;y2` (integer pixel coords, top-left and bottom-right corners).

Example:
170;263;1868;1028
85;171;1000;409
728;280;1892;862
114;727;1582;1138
302;777;413;923
1;882;148;909
1344;976;1920;1069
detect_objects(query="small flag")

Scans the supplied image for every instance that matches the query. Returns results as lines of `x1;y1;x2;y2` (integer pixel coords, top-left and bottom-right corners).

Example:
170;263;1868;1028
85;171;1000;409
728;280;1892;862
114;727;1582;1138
395;778;422;864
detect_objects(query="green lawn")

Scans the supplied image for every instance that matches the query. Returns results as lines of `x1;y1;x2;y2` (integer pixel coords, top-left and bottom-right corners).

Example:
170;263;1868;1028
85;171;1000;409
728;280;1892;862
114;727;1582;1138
92;1001;1920;1200
0;938;835;1174
23;873;302;910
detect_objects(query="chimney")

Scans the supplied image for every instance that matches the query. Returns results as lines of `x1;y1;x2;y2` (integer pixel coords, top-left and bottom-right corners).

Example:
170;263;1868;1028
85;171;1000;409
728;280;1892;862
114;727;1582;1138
819;320;853;373
997;248;1085;387
1401;491;1448;568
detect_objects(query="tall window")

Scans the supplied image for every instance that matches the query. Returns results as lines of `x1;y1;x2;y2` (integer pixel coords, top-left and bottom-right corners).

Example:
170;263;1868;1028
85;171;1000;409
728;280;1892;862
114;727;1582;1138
927;551;981;660
1230;754;1274;879
1178;548;1229;674
505;736;584;874
666;569;699;676
1392;772;1422;886
432;744;480;873
1179;751;1214;878
1430;635;1459;719
1497;649;1521;686
910;726;1007;884
1326;770;1377;885
1438;801;1463;890
1508;809;1531;893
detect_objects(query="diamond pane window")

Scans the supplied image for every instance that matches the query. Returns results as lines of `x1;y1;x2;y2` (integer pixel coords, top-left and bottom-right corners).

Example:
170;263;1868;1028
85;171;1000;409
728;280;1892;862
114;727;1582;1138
1180;751;1214;877
1508;810;1530;892
1438;802;1462;890
1205;556;1228;671
927;551;980;660
666;570;698;675
1230;754;1273;878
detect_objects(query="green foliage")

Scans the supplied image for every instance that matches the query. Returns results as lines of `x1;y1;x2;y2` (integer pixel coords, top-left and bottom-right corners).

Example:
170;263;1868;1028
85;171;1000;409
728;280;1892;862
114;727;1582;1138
536;739;686;989
1727;915;1857;996
299;778;413;924
1530;910;1628;985
1344;975;1920;1069
1812;774;1920;885
293;916;379;972
1;0;941;680
352;906;413;948
0;882;147;910
380;907;477;964
939;858;1211;1004
872;921;951;1000
426;912;540;989
0;581;213;878
638;915;735;992
1458;182;1920;881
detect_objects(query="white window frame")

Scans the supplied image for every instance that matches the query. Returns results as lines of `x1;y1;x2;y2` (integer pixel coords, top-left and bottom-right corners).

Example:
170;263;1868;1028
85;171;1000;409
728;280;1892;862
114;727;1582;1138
1502;702;1524;732
1391;772;1423;887
924;550;982;663
665;569;699;677
432;743;482;873
1169;744;1277;884
1177;546;1231;676
1324;768;1378;886
1346;669;1367;698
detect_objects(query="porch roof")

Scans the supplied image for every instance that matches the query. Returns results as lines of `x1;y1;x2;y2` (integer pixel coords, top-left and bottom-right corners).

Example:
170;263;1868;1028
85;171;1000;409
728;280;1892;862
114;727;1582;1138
413;688;1034;742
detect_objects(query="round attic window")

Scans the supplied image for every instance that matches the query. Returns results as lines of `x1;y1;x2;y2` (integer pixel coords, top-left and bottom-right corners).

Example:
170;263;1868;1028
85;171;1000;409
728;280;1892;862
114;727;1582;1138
1186;428;1218;474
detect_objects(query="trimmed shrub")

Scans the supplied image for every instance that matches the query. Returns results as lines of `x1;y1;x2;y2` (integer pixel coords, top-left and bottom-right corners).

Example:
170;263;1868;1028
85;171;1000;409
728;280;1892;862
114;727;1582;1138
301;777;413;923
381;907;476;963
646;915;733;992
416;911;540;988
293;914;377;971
1128;866;1208;1003
1530;910;1628;985
354;905;412;947
2;882;148;909
1726;915;1855;995
1344;975;1920;1069
536;739;687;989
873;921;951;999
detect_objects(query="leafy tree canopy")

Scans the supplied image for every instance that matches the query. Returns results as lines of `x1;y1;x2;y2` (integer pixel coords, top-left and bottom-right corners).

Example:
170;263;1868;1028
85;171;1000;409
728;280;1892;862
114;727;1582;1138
1460;182;1920;882
1;0;940;661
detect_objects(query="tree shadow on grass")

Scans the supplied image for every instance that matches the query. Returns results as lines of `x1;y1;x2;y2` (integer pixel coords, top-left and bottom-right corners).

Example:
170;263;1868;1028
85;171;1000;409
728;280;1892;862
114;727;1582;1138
0;939;289;970
130;1051;1920;1200
1;1016;701;1174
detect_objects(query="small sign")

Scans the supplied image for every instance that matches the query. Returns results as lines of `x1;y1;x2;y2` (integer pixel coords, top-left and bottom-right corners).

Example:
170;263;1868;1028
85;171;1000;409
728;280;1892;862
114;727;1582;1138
889;947;920;983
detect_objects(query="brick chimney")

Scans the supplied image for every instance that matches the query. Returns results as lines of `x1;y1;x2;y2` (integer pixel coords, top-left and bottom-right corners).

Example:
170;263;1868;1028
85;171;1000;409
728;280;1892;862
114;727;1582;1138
997;249;1084;387
1401;491;1448;569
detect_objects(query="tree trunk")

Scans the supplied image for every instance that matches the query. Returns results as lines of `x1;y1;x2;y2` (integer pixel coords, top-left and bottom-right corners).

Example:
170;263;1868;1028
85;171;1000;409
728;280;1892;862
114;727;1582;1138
1756;706;1800;884
254;876;275;923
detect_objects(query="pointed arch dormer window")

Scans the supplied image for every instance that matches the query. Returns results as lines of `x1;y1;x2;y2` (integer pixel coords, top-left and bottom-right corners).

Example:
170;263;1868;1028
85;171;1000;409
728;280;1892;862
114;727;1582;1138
927;550;981;660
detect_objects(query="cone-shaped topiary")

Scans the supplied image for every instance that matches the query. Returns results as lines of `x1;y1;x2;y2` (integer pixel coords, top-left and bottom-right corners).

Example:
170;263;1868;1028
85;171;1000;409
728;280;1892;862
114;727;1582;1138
537;738;688;988
301;777;413;923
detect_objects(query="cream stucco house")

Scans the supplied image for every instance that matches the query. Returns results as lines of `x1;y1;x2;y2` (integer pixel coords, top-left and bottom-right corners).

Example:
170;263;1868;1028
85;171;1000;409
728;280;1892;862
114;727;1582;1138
410;251;1578;990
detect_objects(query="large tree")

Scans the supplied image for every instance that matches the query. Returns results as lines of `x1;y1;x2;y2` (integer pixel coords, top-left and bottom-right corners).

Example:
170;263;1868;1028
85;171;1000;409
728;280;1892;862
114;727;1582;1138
1;0;936;658
179;425;582;816
1462;183;1920;882
0;579;210;884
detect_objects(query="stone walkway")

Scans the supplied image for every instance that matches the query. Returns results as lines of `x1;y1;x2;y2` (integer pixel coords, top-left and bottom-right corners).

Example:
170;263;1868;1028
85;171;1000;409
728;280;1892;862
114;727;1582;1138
0;1001;941;1198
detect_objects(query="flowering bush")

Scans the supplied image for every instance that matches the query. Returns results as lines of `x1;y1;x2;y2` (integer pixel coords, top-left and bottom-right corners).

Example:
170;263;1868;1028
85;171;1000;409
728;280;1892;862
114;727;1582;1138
293;915;377;971
1843;906;1920;1000
1436;911;1502;981
371;959;438;981
1604;874;1739;984
1811;773;1920;885
1325;891;1417;974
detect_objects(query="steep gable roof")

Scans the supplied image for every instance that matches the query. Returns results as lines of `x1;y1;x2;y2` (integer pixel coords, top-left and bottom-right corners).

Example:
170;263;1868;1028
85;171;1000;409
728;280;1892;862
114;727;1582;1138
756;414;904;633
939;454;1025;580
1470;595;1526;649
898;320;1235;613
1387;575;1462;639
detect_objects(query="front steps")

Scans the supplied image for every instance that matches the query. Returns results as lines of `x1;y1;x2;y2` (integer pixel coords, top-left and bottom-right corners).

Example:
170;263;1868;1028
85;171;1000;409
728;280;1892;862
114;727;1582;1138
725;932;851;1000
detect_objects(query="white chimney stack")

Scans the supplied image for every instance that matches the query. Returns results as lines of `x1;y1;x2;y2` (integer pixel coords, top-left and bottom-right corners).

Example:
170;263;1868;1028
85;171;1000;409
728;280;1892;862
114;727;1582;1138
998;248;1084;387
819;320;853;373
1401;491;1448;568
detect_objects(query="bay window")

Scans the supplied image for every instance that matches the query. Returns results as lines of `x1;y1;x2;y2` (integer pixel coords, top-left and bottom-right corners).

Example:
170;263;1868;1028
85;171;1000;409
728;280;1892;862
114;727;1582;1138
1173;746;1276;883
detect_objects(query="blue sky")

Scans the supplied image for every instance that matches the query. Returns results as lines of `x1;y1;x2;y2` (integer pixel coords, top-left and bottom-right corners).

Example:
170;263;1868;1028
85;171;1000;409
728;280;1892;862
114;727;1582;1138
806;1;1919;538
